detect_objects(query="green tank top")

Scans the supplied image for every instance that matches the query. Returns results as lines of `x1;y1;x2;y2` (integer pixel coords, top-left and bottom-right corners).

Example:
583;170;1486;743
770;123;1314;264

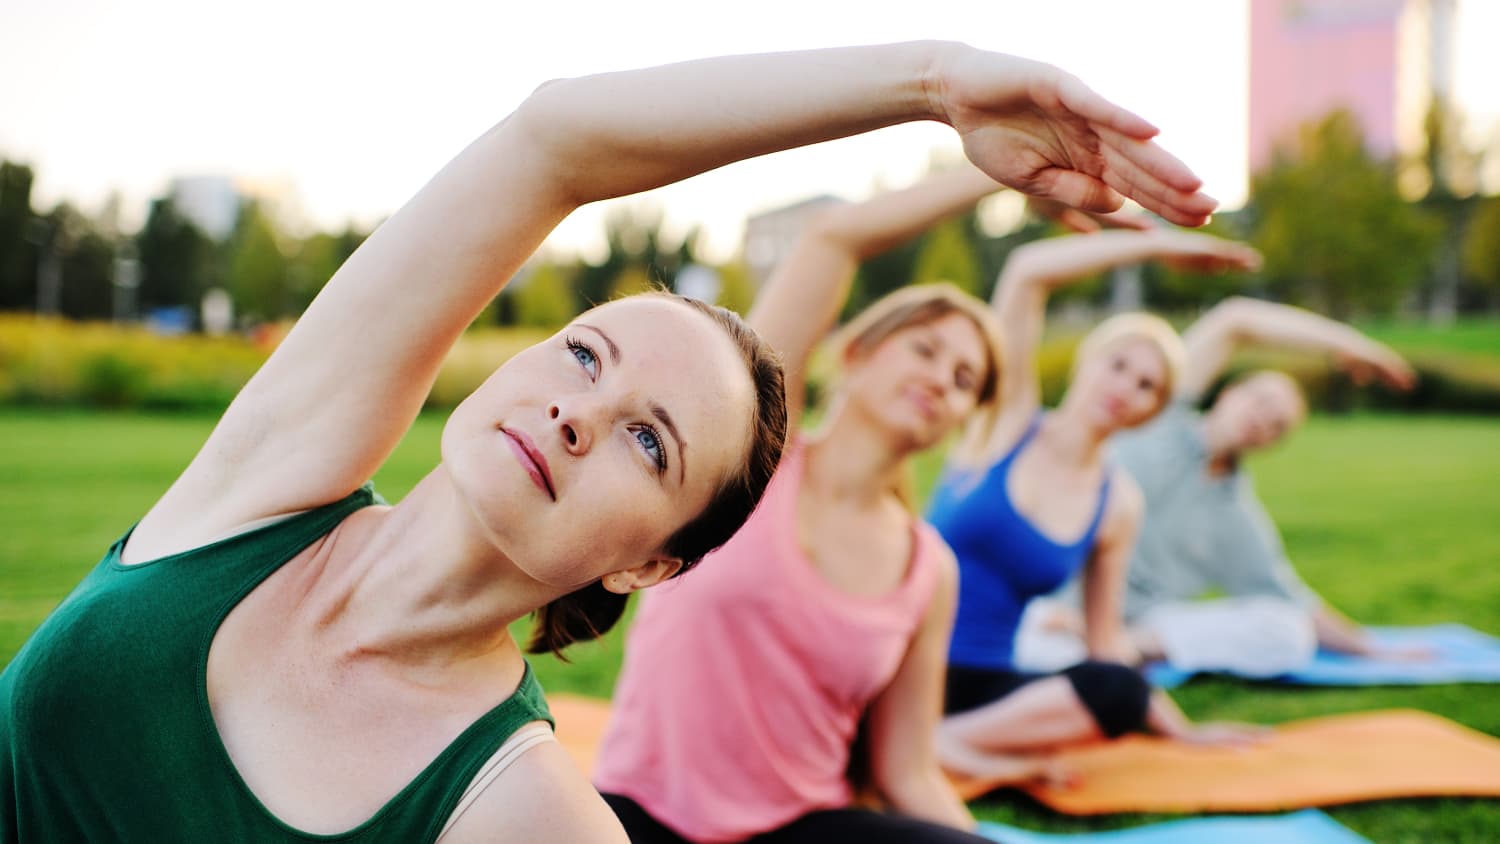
0;484;554;843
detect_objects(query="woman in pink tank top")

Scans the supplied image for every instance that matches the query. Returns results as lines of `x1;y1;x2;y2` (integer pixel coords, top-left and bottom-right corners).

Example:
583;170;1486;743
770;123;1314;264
593;168;1120;843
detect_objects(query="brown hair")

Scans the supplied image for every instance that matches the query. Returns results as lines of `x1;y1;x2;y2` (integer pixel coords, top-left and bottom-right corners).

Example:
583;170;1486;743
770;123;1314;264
527;293;788;658
828;282;1006;498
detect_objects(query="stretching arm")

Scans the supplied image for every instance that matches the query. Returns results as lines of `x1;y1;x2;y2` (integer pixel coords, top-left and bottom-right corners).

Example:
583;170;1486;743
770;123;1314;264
865;548;976;831
1080;471;1146;666
749;166;1004;429
986;229;1259;450
1178;297;1415;401
132;40;1217;559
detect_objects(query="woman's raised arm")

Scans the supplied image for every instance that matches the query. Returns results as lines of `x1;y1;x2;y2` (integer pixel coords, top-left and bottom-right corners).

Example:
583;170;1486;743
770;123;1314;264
131;41;1217;559
748;166;1004;431
986;229;1259;450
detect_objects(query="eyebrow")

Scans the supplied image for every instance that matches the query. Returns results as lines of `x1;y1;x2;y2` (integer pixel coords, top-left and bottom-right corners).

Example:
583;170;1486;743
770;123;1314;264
575;323;620;365
576;322;687;484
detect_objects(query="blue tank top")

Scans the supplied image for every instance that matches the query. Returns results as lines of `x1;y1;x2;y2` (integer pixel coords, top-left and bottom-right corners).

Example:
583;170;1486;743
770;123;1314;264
927;416;1112;670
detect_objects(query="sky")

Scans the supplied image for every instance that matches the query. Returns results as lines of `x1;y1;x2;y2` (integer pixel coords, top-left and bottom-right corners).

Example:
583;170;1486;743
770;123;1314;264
1;0;1497;263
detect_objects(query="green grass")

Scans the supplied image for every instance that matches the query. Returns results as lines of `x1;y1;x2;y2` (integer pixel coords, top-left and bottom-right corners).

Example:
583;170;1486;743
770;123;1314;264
2;410;1498;840
1359;319;1500;361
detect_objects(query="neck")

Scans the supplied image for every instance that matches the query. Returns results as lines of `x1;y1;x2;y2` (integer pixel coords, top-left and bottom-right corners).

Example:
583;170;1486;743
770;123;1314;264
1041;402;1112;468
1199;410;1241;476
803;398;914;506
310;466;554;670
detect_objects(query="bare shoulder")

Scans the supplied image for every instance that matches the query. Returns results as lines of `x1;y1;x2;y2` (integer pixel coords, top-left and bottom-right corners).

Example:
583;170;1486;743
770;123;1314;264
922;529;959;577
439;739;628;844
1100;467;1145;539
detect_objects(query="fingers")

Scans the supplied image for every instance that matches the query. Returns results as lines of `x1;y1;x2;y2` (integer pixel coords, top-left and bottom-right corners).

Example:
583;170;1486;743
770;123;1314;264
1033;169;1126;215
1059;208;1103;233
1054;72;1159;141
1097;125;1205;194
1091;128;1215;227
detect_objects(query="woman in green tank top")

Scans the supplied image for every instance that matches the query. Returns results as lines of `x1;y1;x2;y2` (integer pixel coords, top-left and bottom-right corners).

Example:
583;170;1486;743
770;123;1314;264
0;40;1221;844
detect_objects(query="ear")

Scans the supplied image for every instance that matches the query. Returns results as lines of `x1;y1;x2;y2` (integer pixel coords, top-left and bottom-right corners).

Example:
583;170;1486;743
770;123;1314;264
600;556;684;595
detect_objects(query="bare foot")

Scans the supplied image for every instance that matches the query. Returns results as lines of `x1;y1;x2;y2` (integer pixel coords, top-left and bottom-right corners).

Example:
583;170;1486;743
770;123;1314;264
936;732;1077;788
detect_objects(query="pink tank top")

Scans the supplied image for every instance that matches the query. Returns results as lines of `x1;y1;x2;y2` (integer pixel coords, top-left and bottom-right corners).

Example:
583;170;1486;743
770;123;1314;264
593;441;944;843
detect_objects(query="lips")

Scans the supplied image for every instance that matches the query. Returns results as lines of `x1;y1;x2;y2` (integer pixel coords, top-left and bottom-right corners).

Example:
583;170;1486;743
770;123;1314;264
903;387;939;421
501;427;555;501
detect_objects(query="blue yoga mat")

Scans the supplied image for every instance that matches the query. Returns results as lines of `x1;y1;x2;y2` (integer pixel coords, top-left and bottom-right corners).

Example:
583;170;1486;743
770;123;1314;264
979;809;1369;844
1146;624;1500;689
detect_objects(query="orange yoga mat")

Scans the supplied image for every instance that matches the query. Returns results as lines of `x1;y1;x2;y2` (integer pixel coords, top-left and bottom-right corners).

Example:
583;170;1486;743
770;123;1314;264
953;709;1500;814
550;697;1500;815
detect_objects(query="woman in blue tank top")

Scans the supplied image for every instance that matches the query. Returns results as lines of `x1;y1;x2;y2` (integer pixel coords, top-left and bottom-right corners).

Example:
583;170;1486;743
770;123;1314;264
926;228;1268;785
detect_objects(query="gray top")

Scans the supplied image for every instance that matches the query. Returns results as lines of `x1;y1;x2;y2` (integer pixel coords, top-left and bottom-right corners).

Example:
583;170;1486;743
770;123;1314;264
1063;402;1320;622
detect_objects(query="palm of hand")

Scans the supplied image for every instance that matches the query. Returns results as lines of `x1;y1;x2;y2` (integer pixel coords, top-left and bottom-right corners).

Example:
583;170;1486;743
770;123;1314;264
939;49;1215;227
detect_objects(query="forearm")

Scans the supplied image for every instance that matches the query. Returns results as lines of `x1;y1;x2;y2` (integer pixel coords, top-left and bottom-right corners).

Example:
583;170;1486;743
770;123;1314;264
748;166;1001;391
1312;603;1373;655
1214;298;1377;360
817;166;1001;260
881;769;978;832
515;42;951;208
999;230;1174;295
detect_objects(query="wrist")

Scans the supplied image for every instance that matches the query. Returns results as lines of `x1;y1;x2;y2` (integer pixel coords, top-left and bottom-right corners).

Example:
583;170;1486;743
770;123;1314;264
920;40;972;126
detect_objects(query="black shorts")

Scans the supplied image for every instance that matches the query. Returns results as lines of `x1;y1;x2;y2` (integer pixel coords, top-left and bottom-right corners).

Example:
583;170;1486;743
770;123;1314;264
601;793;994;843
944;660;1151;738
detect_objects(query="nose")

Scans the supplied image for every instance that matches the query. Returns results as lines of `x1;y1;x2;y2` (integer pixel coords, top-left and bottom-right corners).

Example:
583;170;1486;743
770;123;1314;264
548;395;604;456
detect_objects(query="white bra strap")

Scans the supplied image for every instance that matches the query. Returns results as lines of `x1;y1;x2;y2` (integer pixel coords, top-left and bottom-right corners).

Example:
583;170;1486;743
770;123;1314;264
435;721;556;841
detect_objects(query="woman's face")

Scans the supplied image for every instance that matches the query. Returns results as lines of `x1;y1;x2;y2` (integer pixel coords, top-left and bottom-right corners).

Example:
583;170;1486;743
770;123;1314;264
442;297;756;590
1211;371;1305;453
1069;337;1170;432
842;312;989;451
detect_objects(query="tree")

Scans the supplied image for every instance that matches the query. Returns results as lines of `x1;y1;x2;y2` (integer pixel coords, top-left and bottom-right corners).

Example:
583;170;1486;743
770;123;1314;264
136;197;215;316
288;224;367;314
42;203;115;320
714;261;756;316
0;160;37;310
910;216;982;294
1461;196;1500;302
1251;110;1442;318
512;261;578;328
226;200;290;323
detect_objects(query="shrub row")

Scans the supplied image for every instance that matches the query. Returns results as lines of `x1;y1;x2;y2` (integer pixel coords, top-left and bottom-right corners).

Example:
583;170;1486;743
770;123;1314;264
3;315;1498;415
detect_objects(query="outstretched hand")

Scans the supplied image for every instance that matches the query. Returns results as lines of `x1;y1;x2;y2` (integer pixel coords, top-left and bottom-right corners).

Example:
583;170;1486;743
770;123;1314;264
1025;196;1156;233
935;47;1218;228
1334;345;1417;392
1173;720;1273;749
1147;230;1264;274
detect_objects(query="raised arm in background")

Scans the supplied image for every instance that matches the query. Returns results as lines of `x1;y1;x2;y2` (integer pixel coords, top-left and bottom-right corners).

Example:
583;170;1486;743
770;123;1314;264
126;41;1218;562
748;166;1005;432
1178;296;1415;401
983;229;1261;457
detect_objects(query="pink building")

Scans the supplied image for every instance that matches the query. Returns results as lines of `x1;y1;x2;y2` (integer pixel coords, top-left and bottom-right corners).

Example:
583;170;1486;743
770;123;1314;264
1249;0;1453;174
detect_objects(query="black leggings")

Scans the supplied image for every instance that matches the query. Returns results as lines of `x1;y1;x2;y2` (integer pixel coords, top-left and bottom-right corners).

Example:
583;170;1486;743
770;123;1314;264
602;793;993;844
943;660;1150;739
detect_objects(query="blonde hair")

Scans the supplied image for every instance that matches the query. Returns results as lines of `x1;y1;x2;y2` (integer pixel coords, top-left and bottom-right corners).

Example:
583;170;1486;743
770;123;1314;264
825;282;1006;505
1073;312;1186;405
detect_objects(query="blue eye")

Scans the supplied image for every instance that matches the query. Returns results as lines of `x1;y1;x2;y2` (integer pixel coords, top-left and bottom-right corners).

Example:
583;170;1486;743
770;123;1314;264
566;336;598;379
635;425;667;473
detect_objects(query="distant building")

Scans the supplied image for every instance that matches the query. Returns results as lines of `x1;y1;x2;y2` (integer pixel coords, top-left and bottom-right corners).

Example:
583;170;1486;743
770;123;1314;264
168;176;241;240
1248;0;1454;175
741;194;841;287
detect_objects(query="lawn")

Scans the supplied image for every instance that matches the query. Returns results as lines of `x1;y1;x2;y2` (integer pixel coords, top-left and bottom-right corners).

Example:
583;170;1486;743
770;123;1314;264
1;410;1497;841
